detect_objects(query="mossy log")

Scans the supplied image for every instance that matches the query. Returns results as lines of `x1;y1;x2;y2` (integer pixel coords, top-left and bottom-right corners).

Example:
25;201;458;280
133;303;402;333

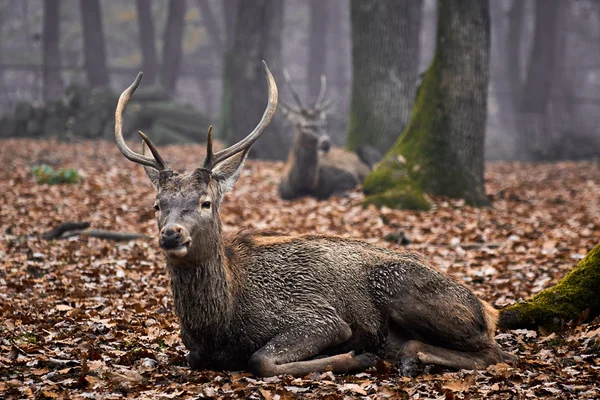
499;244;600;332
362;0;490;210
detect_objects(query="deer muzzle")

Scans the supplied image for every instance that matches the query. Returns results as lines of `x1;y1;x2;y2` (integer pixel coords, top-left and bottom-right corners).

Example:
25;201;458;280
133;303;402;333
160;224;191;257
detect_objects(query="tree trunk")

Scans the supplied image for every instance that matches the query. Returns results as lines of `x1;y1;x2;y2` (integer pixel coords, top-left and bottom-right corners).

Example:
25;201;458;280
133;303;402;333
307;0;328;101
222;0;239;49
136;0;159;85
196;0;223;50
487;0;517;160
43;0;63;100
516;0;559;160
220;0;285;160
363;0;490;210
499;244;600;332
161;0;186;97
326;0;350;101
80;0;109;87
347;0;423;154
505;0;524;110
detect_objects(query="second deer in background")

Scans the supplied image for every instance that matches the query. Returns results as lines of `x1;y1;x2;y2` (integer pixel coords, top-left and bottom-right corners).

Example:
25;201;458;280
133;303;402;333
278;71;378;200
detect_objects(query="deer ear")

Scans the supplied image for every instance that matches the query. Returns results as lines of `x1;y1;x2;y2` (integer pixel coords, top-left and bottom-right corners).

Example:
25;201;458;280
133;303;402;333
211;148;250;194
142;141;160;190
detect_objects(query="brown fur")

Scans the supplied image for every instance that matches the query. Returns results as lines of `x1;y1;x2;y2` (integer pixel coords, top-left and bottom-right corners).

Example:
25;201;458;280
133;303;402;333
115;70;514;378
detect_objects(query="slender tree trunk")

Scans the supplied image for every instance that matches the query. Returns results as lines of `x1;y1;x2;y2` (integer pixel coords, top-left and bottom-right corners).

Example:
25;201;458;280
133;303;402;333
487;0;517;160
220;0;285;160
348;0;423;154
136;0;159;85
80;0;109;87
506;0;524;110
196;0;223;49
363;0;490;210
161;0;186;97
499;244;600;332
195;0;224;115
326;0;350;100
222;0;239;49
43;0;63;100
307;0;328;101
516;0;560;160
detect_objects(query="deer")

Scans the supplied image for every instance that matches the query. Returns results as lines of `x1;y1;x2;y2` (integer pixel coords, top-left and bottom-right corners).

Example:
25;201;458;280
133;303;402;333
278;71;377;200
114;62;515;378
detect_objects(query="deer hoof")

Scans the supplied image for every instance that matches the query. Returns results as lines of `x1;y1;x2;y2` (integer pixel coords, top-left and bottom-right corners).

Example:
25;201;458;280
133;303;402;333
187;351;205;370
399;356;420;377
354;352;379;370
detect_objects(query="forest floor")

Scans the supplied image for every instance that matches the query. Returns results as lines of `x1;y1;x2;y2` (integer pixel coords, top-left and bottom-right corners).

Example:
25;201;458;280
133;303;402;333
1;139;599;400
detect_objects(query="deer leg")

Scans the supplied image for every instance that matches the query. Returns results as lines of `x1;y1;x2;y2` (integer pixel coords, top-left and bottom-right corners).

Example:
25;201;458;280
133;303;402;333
248;320;378;377
399;340;504;376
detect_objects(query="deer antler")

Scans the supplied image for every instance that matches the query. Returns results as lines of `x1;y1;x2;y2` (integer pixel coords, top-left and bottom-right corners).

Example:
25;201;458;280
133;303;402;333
282;69;304;111
314;75;327;107
203;61;278;169
115;72;169;171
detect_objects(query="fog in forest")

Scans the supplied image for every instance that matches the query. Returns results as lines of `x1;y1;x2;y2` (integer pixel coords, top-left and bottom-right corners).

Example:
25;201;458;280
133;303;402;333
0;0;599;161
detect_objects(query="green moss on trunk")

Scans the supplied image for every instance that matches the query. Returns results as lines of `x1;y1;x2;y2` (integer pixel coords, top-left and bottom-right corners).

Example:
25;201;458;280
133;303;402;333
499;244;600;331
362;0;490;210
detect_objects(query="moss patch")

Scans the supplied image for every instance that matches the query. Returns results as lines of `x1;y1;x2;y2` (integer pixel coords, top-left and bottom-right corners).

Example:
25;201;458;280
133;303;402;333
499;244;600;332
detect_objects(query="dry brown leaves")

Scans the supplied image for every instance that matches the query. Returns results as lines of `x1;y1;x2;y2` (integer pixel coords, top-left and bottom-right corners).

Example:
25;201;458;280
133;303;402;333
1;139;599;399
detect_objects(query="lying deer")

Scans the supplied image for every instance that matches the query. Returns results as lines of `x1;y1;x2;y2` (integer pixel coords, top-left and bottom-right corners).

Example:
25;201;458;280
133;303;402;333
114;62;514;377
278;71;373;200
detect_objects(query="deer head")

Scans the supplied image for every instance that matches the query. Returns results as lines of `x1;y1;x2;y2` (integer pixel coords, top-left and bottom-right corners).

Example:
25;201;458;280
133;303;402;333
114;62;278;260
279;70;335;153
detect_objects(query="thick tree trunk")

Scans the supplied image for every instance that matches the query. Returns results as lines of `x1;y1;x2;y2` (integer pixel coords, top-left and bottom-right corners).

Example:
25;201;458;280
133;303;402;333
80;0;109;87
499;244;600;332
347;0;423;154
161;0;186;97
136;0;159;85
43;0;63;100
220;0;285;160
363;0;490;210
307;0;328;101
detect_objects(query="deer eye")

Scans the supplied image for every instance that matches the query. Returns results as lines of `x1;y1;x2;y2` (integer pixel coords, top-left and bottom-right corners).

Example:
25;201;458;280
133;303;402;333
154;201;160;211
201;201;211;209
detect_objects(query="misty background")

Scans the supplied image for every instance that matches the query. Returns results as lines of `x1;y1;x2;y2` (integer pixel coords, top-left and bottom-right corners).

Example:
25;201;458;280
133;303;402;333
0;0;599;161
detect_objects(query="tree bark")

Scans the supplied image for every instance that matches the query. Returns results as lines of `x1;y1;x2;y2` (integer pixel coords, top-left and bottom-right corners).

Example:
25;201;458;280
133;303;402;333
220;0;285;160
161;0;186;97
499;244;600;332
43;0;63;100
307;0;328;101
136;0;159;85
363;0;490;210
347;0;423;154
80;0;109;87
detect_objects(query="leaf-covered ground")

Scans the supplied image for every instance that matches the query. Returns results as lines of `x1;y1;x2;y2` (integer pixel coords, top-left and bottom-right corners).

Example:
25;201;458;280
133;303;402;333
1;139;599;399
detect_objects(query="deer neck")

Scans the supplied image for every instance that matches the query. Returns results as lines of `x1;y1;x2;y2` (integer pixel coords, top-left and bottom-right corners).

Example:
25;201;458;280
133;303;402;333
166;222;234;335
286;129;320;189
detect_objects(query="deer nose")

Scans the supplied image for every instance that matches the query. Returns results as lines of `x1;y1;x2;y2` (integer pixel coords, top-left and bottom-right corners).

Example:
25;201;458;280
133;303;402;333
160;225;184;249
319;138;331;153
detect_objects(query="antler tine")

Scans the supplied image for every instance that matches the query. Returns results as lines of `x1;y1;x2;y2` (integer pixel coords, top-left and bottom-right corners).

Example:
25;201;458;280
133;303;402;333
203;126;214;168
316;97;337;113
314;75;327;107
282;68;304;110
115;72;168;170
203;61;278;169
279;99;302;115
